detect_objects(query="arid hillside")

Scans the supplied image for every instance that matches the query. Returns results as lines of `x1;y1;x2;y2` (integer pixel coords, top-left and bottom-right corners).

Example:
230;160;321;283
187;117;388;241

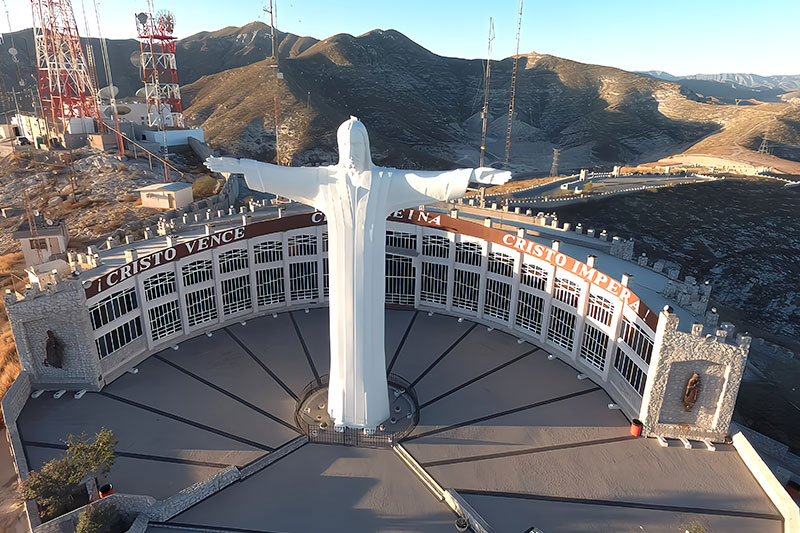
3;23;798;173
179;28;800;173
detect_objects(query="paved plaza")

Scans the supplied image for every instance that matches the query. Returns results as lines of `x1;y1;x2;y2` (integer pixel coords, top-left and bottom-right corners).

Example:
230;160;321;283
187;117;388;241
17;309;781;532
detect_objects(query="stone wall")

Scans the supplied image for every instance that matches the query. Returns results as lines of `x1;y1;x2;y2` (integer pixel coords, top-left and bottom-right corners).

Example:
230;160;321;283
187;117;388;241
732;432;800;533
32;494;155;533
146;466;241;521
4;280;102;390
1;371;42;530
639;310;749;442
2;371;31;477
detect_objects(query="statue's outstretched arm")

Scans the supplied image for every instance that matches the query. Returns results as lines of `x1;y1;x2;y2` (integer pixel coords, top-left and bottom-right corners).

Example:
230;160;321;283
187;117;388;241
205;156;320;206
388;167;511;211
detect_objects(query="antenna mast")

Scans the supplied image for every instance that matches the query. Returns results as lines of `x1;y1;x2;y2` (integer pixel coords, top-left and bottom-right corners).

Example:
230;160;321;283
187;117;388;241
31;0;100;136
504;0;523;169
264;0;283;166
479;17;494;169
92;0;124;156
79;0;99;100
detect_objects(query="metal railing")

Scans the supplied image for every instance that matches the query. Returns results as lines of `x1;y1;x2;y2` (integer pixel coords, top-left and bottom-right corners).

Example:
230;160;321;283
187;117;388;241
298;373;420;448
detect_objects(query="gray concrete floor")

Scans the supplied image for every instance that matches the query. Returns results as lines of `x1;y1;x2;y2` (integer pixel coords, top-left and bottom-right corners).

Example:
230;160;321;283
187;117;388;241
18;309;781;532
166;444;457;533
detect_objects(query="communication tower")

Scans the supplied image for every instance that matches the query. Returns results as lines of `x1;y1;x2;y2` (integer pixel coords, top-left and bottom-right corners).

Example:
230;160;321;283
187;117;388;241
479;17;494;169
550;148;560;177
31;0;100;133
504;0;523;169
78;0;99;101
757;131;770;155
135;6;184;129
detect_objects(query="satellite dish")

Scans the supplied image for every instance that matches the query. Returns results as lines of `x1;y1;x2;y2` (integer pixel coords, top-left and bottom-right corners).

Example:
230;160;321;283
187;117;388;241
8;47;17;56
97;85;119;100
155;10;175;34
103;104;132;117
135;87;147;98
45;219;54;226
106;104;132;117
136;12;149;25
130;50;142;67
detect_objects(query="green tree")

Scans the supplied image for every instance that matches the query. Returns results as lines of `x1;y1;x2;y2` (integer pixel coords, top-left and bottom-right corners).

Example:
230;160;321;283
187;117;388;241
76;503;120;533
19;429;117;521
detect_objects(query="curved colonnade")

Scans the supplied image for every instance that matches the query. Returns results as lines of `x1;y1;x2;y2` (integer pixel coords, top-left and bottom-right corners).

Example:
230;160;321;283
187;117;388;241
84;208;657;418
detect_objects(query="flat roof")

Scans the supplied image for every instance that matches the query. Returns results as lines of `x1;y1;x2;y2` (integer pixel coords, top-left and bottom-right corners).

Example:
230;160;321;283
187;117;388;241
136;182;193;192
18;310;780;532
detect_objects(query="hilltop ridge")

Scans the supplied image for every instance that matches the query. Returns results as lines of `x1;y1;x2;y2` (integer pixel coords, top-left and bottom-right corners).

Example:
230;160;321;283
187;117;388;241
1;23;798;172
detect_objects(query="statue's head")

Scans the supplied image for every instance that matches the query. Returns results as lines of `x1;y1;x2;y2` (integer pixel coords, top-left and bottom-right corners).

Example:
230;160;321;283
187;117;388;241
337;116;373;171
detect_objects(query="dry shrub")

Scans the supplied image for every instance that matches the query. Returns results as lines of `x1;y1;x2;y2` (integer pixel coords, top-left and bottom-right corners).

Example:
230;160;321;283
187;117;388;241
67;238;87;251
0;252;25;428
192;175;219;199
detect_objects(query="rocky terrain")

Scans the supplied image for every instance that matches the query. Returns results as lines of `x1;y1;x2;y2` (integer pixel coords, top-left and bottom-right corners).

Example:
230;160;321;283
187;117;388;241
0;149;217;255
554;176;800;451
555;177;800;348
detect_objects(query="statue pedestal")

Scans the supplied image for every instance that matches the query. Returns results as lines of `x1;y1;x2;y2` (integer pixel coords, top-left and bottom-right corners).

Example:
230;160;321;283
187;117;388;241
295;375;419;447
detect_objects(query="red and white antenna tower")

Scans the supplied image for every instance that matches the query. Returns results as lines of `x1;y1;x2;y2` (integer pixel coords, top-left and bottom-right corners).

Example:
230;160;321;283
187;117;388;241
31;0;99;134
135;4;184;129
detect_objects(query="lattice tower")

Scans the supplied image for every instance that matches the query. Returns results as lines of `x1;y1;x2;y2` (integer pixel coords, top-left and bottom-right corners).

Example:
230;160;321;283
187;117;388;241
757;131;770;155
550;148;560;177
135;5;183;129
479;17;494;169
31;0;99;133
504;0;523;169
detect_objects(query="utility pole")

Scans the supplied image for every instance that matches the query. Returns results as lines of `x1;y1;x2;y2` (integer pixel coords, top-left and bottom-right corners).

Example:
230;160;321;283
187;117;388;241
479;17;494;205
504;0;523;169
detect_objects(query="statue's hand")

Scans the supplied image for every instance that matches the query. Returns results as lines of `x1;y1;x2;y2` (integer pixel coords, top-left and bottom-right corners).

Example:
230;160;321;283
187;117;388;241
471;168;512;186
204;156;242;174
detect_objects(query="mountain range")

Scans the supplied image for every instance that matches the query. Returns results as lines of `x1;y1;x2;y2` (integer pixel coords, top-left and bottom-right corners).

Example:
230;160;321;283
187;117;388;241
639;71;800;91
2;22;799;172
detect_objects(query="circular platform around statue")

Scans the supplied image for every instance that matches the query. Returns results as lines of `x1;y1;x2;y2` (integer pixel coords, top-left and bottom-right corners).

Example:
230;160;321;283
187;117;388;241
295;375;419;447
15;309;782;533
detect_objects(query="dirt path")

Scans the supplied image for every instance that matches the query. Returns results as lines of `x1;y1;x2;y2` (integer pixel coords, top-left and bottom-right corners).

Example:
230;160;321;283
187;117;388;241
0;440;27;533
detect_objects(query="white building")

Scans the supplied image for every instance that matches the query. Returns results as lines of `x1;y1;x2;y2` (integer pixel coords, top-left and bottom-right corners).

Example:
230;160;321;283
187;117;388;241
12;216;70;267
136;182;194;210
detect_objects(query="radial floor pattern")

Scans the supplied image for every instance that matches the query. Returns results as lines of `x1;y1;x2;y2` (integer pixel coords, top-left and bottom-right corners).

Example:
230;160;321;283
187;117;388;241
17;309;781;533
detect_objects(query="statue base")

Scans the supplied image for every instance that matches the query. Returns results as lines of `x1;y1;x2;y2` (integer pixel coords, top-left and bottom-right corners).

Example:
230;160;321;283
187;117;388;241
295;375;419;447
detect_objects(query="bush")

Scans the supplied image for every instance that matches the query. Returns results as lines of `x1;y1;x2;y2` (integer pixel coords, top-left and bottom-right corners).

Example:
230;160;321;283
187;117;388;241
19;429;117;521
76;503;121;533
193;175;219;199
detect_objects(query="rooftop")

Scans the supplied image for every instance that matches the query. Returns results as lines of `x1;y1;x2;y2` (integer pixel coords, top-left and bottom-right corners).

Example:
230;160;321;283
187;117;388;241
18;310;780;532
12;215;68;239
135;182;193;192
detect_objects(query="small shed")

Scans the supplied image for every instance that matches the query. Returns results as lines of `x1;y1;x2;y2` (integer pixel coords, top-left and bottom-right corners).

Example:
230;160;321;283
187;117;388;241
12;216;70;267
136;182;194;210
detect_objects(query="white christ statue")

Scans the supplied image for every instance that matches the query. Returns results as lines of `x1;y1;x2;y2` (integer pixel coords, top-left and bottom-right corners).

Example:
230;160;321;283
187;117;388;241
205;117;509;430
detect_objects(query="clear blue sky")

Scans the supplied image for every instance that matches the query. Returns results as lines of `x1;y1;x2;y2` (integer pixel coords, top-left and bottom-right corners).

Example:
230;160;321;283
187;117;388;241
8;0;799;76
